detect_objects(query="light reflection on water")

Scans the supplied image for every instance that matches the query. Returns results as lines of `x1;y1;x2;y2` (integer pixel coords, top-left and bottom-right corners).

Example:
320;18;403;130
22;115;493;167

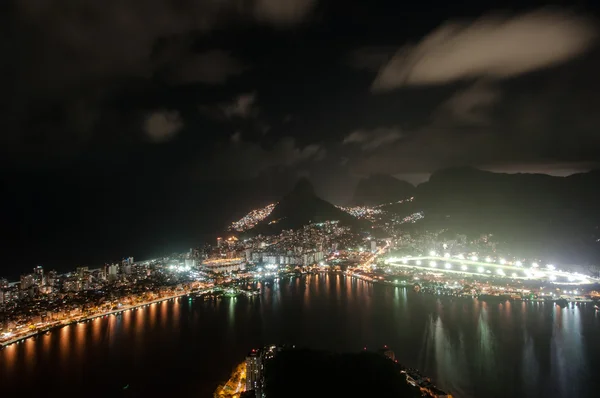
1;276;599;398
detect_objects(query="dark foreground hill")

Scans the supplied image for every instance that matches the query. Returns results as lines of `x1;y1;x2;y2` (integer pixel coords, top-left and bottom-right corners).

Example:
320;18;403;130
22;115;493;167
263;349;421;398
351;174;415;206
250;178;361;235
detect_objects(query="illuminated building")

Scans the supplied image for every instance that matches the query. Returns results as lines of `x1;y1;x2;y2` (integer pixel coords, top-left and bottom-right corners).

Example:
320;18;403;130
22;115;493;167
108;264;119;281
201;258;245;273
20;274;35;291
217;237;223;248
33;265;44;286
245;349;263;395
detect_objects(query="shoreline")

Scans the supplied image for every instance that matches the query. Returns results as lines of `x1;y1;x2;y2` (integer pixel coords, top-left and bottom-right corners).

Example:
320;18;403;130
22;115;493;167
0;289;199;348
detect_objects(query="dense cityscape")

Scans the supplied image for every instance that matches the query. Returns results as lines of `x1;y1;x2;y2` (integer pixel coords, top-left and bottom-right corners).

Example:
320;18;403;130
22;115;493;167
3;196;600;397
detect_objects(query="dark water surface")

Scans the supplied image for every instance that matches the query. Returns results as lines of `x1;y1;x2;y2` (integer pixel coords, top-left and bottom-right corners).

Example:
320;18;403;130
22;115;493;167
2;274;600;397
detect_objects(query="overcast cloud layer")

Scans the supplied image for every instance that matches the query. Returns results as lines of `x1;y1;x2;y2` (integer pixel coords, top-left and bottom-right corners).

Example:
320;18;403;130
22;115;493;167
373;10;597;90
1;3;600;192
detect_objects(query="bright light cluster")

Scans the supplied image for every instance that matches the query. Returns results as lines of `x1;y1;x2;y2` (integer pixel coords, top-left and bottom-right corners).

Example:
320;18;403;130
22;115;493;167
398;212;424;224
229;203;277;231
337;205;383;221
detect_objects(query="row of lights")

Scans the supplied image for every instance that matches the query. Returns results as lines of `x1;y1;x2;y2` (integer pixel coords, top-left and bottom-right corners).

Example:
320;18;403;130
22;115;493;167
401;258;581;280
428;251;558;269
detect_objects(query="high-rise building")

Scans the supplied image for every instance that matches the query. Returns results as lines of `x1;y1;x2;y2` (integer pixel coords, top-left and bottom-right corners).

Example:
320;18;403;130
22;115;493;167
33;265;44;286
370;240;377;252
20;274;35;290
217;237;223;248
46;270;57;288
77;267;88;279
245;349;263;394
108;264;119;281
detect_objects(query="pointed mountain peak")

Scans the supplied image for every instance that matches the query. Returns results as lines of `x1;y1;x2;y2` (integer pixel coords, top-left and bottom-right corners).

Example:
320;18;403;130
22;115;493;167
290;177;315;197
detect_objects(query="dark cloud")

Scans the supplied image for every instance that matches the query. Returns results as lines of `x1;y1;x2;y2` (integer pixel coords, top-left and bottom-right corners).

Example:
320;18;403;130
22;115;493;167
373;9;597;91
143;110;184;142
343;127;404;151
204;134;326;179
346;46;396;71
253;0;318;26
436;81;501;126
168;50;246;85
0;0;317;158
223;93;259;119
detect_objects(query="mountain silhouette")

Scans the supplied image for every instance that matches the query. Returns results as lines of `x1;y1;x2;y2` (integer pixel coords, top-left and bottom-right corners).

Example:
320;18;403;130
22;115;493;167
351;174;414;206
413;167;600;264
251;178;360;234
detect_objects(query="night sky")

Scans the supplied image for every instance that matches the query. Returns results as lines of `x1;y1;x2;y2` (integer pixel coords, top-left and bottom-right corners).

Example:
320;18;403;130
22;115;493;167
1;0;599;276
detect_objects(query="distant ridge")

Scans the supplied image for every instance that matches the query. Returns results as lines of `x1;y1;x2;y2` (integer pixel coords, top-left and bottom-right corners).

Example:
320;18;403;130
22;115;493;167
413;167;600;263
351;174;414;206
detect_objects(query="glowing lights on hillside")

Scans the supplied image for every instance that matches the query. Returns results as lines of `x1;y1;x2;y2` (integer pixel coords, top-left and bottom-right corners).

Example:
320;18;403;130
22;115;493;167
336;205;382;221
229;203;276;231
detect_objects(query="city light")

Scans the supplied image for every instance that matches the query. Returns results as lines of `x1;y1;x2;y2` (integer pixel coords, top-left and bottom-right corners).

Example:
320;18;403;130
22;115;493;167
429;250;436;256
444;253;451;258
515;261;523;266
485;257;492;263
549;275;556;281
546;264;555;270
445;263;452;269
430;261;437;267
229;203;277;231
477;267;484;273
496;269;505;276
499;258;506;265
461;265;468;271
471;256;478;261
416;260;422;265
532;262;539;268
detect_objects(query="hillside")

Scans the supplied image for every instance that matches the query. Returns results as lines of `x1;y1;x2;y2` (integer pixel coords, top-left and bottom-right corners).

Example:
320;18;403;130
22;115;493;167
351;174;415;206
250;178;361;235
413;167;600;262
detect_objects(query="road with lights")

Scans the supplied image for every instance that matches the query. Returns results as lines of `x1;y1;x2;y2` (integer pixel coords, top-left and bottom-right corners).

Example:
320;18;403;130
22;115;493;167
385;254;600;285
